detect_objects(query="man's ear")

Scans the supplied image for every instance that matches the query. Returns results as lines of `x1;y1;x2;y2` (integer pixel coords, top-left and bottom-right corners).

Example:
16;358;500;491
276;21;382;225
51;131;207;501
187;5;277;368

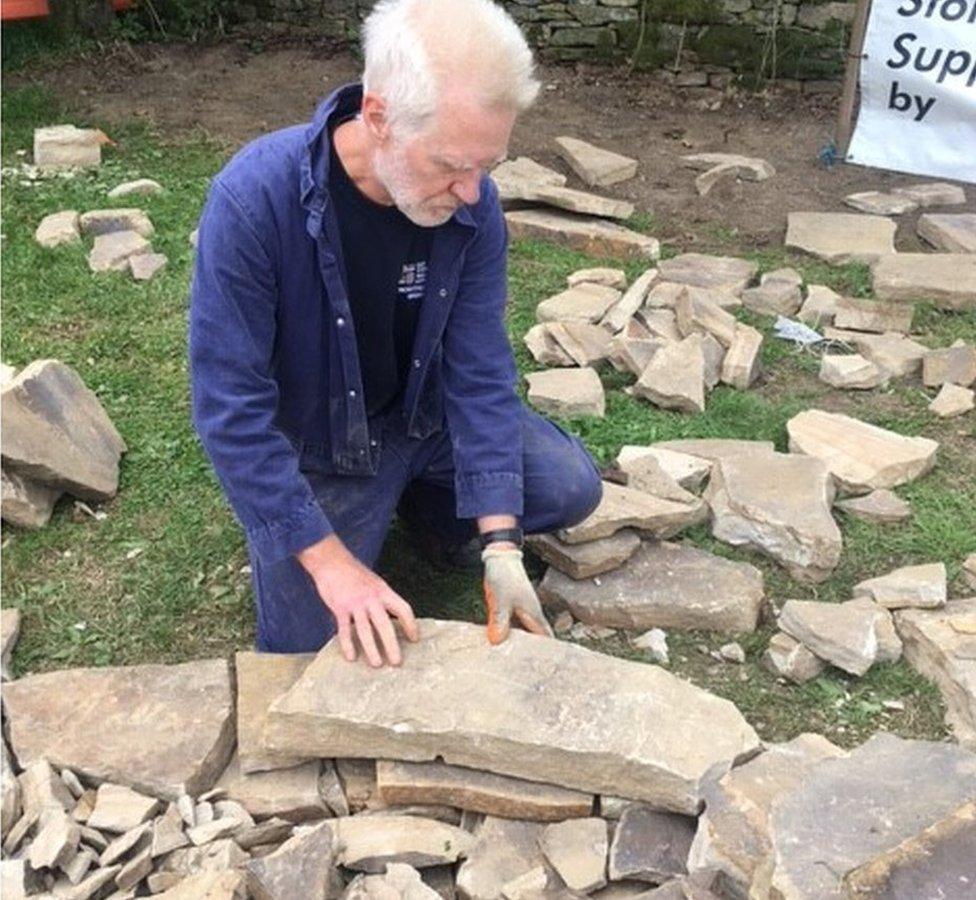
361;92;392;143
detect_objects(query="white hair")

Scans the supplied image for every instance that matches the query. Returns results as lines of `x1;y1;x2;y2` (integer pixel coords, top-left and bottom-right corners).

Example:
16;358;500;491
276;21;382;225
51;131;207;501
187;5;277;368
362;0;540;138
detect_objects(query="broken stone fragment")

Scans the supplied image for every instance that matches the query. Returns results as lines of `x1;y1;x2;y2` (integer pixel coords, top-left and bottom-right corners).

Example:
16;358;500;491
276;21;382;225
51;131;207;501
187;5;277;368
332;815;474;873
917;212;976;254
33;125;101;170
675;287;738;347
634;334;706;414
79;208;154;238
818;354;887;390
87;783;160;834
567;267;627;289
824;328;928;378
35;210;81;248
761;733;976;899
893;181;967;208
29;807;80;870
88;230;152;273
632;628;669;665
129;252;167;282
555;136;637;187
1;359;126;502
785;212;896;264
761;632;825;684
687;733;845;895
214;750;325;822
601;268;659;333
844;190;919;216
657;254;758;295
718;642;745;664
617;455;699;505
705;452;842;583
786;409;938;494
719;324;763;389
499;178;635;220
525;530;640;580
1;740;22;840
263;619;760;813
923;343;976;387
3;658;234;801
798;284;841;327
376;758;592;822
778;598;900;676
1;608;22;684
19;759;75;820
505;210;660;261
539;540;763;635
344;863;442;899
114;844;152;893
546;321;613;367
157;869;247;899
558;481;704;545
524;324;574;367
492;157;566;190
609;803;696;884
99;820;152;866
895;598;976;749
740;269;803;317
539;817;608;892
525;368;605;419
681;153;775;181
536;282;622;325
833;296;913;334
854;562;947;610
1;468;62;529
159;837;249;881
871;253;976;311
615;445;712;492
107;179;163;199
835;489;911;524
930;383;975;418
607;331;662;377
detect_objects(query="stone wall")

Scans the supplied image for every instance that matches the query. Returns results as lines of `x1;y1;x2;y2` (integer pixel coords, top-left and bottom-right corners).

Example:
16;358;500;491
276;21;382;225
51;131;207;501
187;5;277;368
243;0;855;81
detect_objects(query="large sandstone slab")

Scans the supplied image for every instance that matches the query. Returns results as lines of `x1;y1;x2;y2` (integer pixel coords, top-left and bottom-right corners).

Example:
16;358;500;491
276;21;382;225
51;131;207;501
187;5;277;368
896;598;976;749
493;157;567;190
525;368;605;419
376;759;592;822
785;212;896;264
214;752;325;822
506;210;660;261
3;659;234;800
526;530;641;580
872;253;976;310
263;619;761;813
687;734;845;896
1;360;126;501
833;296;914;334
497;178;635;220
786;409;938;494
539;541;764;635
555;136;638;187
893;181;967;207
917;213;976;254
843;191;918;216
705;453;842;583
656;254;758;295
835;489;911;524
854;562;946;610
651;438;775;466
557;481;705;544
761;733;976;900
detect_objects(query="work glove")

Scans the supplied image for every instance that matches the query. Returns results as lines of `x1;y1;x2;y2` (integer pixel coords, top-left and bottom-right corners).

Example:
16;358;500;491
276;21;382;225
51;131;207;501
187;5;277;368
481;545;555;645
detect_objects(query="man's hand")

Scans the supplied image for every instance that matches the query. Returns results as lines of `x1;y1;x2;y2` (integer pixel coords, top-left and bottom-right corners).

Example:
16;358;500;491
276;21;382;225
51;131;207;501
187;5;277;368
297;535;419;667
481;545;554;644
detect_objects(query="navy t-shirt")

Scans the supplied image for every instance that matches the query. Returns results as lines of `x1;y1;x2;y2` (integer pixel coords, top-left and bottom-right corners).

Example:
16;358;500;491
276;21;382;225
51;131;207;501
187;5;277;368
329;122;433;418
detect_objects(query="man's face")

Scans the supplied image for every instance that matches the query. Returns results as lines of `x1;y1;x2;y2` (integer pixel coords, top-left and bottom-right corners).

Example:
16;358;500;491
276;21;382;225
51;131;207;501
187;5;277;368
374;95;515;227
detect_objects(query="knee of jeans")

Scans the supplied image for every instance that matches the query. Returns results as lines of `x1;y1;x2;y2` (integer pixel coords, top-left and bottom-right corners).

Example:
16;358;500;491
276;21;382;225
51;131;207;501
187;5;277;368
547;454;603;530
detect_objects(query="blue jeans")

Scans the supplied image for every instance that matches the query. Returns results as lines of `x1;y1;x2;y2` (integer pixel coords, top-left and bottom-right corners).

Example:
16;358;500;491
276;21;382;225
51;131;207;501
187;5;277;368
248;404;603;652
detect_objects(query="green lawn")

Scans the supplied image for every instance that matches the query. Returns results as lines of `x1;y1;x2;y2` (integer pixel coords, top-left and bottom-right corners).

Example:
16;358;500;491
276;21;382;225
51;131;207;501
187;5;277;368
3;84;974;749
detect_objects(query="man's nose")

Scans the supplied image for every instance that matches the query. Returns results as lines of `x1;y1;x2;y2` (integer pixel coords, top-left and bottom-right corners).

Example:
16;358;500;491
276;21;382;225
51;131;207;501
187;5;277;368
451;171;481;205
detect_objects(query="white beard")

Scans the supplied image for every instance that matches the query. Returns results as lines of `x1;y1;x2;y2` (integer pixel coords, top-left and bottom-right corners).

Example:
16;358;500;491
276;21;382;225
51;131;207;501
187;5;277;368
373;143;457;228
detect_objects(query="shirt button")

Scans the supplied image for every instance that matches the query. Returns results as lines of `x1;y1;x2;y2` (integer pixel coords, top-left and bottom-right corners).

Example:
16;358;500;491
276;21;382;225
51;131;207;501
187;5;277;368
348;389;357;398
336;317;345;327
438;288;447;298
369;439;378;447
413;358;421;369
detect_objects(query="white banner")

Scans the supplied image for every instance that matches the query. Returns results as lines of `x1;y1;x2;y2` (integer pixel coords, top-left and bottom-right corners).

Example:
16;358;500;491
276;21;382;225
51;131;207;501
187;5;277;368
847;0;976;183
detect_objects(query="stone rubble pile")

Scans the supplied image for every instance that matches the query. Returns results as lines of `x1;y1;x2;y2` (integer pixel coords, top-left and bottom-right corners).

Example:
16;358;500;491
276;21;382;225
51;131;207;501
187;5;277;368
1;617;973;899
1;360;126;530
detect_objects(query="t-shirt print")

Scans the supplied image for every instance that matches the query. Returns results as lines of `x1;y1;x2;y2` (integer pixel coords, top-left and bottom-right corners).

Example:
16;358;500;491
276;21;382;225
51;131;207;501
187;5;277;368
397;260;428;303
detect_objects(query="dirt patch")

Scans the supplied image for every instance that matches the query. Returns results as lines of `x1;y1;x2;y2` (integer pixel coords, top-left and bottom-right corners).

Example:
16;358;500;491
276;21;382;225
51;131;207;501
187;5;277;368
11;36;973;251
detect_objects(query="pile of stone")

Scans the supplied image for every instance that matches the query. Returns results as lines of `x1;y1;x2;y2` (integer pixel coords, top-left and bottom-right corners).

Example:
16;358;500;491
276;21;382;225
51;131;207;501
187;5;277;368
1;359;126;530
494;140;660;262
2;618;974;899
524;256;765;419
35;206;167;282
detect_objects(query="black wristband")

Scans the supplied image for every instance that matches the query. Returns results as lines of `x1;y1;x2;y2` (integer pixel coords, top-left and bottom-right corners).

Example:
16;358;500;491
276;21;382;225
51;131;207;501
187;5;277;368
479;527;524;550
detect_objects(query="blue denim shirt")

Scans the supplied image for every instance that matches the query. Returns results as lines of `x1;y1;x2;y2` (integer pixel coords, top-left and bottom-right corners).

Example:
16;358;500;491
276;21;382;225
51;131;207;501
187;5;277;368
189;83;523;564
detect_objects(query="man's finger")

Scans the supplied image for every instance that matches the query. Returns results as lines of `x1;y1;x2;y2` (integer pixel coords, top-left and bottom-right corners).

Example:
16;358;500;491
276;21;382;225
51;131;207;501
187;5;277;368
336;613;357;662
352;607;383;668
367;601;402;666
483;582;511;645
513;606;554;638
383;591;419;642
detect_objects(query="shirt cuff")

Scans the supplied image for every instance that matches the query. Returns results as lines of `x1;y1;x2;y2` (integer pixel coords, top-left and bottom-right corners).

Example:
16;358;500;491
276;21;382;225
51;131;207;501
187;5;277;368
245;500;333;565
454;471;524;520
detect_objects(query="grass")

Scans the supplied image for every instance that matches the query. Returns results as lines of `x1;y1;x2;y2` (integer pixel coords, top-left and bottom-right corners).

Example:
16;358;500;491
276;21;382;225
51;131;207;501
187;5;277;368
3;84;975;750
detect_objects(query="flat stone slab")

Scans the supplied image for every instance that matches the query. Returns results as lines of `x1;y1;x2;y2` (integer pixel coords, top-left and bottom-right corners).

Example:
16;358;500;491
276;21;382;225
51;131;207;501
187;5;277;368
896;598;976;749
493;157;566;189
843;191;919;216
854;562;946;610
681;153;775;181
498;178;635;220
615;445;712;491
333;815;474;872
263;619;760;813
33;124;101;170
835;489;911;524
130;252;167;282
930;383;975;417
918;213;976;254
35;210;81;248
833;296;913;334
525;368;605;419
506;210;660;261
539;540;764;635
540;817;608;892
763;733;976;900
526;530;641;580
650;439;775;464
609;804;695;884
601;268;659;333
87;783;160;833
567;267;627;289
798;284;841;327
825;328;928;378
819;354;886;390
214;751;325;823
787;409;938;494
705;452;841;583
3;659;234;801
246;819;335;899
633;334;706;414
456;817;547;900
376;759;592;822
778;598;900;676
1;359;126;502
761;632;825;684
537;283;622;325
88;230;152;273
555;136;638;187
872;253;976;310
79;208;154;238
546;322;613;367
558;481;705;544
923;343;976;387
785;212;896;264
657;254;758;295
687;733;845;896
893;182;967;207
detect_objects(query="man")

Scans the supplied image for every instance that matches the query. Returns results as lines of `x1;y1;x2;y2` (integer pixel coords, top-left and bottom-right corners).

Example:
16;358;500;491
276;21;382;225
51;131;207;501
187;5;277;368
189;0;603;667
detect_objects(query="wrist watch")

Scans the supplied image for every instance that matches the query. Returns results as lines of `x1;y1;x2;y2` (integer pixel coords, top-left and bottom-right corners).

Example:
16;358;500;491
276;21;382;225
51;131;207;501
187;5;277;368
479;527;524;550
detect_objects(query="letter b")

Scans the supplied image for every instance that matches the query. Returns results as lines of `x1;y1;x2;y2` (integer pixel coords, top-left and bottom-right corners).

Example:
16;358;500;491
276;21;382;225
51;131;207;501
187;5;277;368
888;80;912;111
